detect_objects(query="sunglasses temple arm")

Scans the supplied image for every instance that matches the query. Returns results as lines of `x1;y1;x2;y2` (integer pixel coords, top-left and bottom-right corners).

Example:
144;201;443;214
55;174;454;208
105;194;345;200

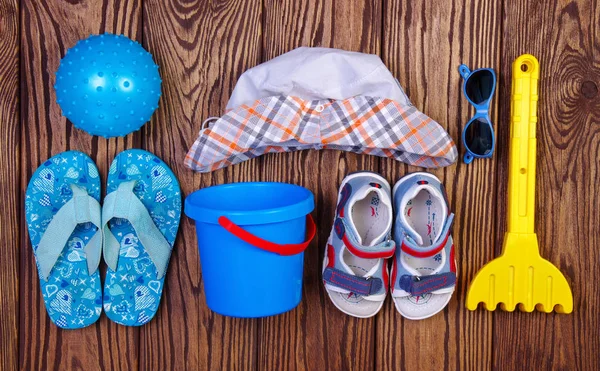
458;64;471;79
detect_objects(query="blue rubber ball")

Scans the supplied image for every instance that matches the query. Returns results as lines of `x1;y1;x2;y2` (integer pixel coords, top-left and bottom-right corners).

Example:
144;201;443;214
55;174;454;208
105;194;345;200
55;33;162;138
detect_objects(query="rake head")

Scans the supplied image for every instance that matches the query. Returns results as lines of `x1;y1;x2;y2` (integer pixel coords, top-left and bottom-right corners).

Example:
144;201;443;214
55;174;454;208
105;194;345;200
466;232;573;313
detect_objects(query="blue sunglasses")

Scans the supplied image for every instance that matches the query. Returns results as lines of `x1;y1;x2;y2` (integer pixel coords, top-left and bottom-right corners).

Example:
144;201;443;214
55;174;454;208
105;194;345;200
458;64;497;164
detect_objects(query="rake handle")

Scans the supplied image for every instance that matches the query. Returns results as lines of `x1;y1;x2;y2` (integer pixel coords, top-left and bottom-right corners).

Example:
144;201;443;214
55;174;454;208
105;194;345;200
508;55;540;234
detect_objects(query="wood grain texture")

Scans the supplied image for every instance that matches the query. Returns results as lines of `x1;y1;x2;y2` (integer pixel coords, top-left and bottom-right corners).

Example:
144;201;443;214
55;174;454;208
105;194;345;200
378;1;501;370
0;1;20;370
141;0;262;369
20;1;141;369
259;1;381;370
9;0;600;370
495;0;600;370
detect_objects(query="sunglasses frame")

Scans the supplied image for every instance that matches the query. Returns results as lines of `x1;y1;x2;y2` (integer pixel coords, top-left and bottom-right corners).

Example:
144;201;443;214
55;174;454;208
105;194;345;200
458;64;497;164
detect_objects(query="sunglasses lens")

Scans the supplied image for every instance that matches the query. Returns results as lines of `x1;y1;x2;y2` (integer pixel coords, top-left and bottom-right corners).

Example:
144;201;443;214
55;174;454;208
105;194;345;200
465;118;493;156
465;70;494;104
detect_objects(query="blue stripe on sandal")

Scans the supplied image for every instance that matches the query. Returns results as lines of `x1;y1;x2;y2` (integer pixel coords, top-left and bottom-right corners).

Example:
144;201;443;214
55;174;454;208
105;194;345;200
25;151;103;329
102;149;181;326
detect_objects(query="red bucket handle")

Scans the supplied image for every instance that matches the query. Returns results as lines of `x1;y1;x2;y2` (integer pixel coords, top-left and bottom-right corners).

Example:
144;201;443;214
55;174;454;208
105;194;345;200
217;214;316;256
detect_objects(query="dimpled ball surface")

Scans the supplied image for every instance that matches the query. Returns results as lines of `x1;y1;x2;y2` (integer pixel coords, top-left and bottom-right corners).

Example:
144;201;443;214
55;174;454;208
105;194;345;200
55;33;162;138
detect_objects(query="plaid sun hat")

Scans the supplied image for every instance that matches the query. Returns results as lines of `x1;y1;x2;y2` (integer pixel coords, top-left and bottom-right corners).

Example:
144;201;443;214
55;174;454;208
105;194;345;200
185;47;457;172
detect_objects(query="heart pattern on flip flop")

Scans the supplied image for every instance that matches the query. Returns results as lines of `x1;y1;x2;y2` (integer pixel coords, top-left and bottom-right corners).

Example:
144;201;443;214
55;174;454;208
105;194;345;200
120;246;140;258
127;164;141;176
60;184;73;197
68;250;85;262
87;163;99;178
155;191;167;203
134;257;153;275
55;263;74;278
134;285;156;311
133;181;147;194
45;284;58;297
137;311;151;324
120;233;140;258
34;169;55;193
56;315;68;327
50;290;73;315
81;288;95;300
39;194;52;207
150;165;171;190
108;284;125;296
114;301;130;314
76;304;94;319
65;167;79;179
148;281;161;294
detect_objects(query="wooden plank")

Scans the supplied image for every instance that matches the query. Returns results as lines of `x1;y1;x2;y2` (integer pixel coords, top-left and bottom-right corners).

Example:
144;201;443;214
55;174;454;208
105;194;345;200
14;1;600;369
20;1;141;369
495;0;600;369
378;0;501;369
0;0;20;370
140;0;262;369
258;1;382;370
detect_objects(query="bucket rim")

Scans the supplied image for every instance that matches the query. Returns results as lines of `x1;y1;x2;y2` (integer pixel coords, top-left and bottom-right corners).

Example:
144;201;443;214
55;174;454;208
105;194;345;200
184;182;315;225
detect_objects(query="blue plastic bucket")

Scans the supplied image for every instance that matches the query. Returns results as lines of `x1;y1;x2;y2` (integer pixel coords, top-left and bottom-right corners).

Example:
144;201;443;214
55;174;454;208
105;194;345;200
184;182;315;318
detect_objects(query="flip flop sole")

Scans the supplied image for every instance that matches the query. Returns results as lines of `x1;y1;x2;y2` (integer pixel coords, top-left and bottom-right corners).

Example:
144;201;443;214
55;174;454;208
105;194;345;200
25;151;102;329
103;149;181;326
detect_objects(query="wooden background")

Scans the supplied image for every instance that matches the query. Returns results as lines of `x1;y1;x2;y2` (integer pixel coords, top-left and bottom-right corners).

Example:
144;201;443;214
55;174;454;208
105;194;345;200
1;0;599;369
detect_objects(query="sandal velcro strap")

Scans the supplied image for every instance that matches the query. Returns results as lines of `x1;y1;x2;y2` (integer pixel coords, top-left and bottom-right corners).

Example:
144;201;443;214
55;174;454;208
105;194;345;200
323;267;383;296
334;217;395;259
399;272;456;296
36;184;102;281
102;180;172;279
401;213;454;258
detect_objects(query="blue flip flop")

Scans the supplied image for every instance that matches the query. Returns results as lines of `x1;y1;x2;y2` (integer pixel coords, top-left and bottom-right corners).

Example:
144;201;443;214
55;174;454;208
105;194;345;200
25;151;103;329
102;149;181;326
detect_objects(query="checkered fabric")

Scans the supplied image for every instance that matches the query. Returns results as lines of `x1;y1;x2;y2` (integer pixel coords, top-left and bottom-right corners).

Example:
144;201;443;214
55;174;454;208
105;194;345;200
185;95;457;172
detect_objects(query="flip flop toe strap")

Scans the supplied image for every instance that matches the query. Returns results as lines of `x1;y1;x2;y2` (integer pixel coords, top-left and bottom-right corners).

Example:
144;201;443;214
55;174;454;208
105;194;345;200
36;184;102;281
102;180;171;279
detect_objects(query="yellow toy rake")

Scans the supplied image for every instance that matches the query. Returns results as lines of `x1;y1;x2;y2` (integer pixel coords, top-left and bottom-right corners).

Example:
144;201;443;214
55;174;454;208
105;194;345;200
466;54;573;313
